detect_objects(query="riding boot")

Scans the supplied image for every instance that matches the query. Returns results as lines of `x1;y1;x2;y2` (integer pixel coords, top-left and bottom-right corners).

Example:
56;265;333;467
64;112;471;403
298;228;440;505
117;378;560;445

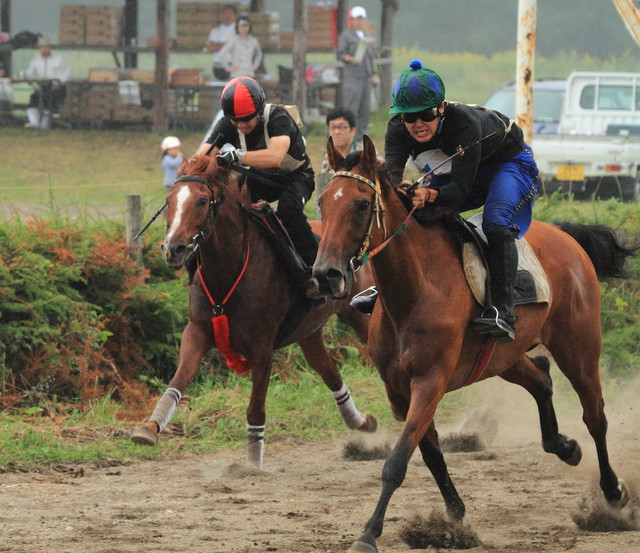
470;228;519;342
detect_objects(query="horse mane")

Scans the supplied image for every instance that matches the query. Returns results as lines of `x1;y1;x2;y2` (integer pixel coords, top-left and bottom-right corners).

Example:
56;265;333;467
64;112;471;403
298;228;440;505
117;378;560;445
178;155;215;178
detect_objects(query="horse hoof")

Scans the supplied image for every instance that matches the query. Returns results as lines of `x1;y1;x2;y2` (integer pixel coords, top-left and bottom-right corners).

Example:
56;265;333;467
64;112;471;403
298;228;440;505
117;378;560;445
358;413;378;433
131;423;159;446
559;438;582;466
611;479;630;509
349;539;378;553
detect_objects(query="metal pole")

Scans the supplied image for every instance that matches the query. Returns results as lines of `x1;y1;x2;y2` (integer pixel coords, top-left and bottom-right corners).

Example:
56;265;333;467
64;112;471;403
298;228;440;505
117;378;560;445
515;0;537;145
153;0;169;132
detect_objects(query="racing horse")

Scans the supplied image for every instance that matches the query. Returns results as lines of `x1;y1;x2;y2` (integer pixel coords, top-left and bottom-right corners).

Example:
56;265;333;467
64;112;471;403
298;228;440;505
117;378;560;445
131;154;377;468
313;136;634;552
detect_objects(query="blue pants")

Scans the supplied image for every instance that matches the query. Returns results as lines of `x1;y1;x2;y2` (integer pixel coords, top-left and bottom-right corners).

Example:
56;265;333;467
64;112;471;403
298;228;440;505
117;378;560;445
461;146;539;238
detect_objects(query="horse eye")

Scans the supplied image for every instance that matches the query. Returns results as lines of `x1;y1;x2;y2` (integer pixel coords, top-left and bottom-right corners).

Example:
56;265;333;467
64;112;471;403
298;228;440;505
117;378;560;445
197;197;208;208
355;198;371;211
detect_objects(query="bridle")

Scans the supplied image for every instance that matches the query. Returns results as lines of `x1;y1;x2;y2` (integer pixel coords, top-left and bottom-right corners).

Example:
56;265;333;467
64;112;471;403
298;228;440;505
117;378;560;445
333;170;416;273
172;174;226;256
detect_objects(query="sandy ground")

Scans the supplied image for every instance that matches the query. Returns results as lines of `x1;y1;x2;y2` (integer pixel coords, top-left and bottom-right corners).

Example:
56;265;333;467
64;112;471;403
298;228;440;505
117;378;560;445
1;377;639;553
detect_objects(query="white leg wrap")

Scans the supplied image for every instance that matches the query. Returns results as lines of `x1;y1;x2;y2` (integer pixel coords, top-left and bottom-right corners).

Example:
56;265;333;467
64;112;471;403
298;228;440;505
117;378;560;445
247;424;265;469
27;107;40;126
332;383;364;430
148;387;182;433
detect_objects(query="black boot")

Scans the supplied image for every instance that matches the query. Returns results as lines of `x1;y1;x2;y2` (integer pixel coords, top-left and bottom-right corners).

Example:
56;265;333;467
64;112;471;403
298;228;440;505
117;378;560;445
470;228;518;342
349;286;378;314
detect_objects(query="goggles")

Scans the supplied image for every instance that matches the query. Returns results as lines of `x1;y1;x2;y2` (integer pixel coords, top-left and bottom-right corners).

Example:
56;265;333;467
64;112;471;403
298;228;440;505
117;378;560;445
401;106;439;124
229;112;258;123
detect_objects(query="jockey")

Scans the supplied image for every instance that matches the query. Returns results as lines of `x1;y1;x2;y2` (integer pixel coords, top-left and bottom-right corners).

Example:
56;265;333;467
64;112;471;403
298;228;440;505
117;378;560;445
384;60;539;342
197;76;322;300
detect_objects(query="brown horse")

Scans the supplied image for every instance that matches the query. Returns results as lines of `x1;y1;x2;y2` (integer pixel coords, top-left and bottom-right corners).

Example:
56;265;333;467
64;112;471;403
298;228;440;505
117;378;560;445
131;155;377;468
313;136;634;553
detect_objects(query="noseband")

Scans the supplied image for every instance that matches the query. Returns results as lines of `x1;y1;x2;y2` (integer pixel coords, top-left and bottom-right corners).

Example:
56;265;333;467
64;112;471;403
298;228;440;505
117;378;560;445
174;174;225;255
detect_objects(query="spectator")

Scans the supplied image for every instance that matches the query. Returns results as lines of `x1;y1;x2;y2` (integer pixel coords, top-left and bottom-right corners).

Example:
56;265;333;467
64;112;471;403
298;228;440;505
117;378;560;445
0;59;13;123
209;4;238;80
316;107;358;201
216;18;263;79
24;35;71;129
161;136;184;191
336;6;378;144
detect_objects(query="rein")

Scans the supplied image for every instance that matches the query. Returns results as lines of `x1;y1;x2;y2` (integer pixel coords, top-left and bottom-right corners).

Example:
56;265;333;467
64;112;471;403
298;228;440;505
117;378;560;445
333;171;416;271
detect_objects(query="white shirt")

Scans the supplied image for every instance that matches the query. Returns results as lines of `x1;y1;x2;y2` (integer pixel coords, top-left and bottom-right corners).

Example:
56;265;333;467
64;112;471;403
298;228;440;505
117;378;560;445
25;53;71;83
209;23;237;66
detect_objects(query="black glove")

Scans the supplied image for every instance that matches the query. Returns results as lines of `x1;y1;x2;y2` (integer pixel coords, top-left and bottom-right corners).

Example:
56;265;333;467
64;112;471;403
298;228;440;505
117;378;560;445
216;148;240;167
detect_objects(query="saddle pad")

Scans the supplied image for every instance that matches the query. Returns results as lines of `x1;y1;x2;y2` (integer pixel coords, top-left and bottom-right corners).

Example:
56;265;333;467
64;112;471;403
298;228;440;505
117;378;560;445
463;238;552;307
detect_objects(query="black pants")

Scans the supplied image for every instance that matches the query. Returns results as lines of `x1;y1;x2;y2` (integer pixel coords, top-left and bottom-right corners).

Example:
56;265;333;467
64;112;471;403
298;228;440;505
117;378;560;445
246;168;318;266
29;82;66;113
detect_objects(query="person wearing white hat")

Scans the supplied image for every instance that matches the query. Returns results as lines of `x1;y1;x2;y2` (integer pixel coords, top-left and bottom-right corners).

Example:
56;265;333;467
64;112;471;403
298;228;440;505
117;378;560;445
161;136;184;190
23;35;71;129
336;6;378;143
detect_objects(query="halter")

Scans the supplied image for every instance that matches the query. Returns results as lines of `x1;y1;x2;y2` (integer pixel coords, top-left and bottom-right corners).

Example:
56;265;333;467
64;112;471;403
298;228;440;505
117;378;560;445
174;174;226;256
333;170;416;271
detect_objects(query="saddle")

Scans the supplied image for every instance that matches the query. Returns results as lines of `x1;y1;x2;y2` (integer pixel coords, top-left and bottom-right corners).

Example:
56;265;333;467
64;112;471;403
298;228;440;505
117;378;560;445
460;213;551;307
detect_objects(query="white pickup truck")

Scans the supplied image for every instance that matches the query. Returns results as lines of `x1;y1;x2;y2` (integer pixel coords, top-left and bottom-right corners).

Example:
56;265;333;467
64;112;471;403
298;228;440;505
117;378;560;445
484;71;640;201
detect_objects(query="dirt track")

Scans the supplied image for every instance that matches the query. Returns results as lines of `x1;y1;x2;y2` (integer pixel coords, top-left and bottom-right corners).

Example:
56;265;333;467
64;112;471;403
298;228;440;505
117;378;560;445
1;377;639;553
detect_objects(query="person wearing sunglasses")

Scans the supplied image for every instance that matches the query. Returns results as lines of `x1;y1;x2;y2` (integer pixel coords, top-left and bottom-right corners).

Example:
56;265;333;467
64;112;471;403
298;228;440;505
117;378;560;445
196;76;322;300
383;60;539;342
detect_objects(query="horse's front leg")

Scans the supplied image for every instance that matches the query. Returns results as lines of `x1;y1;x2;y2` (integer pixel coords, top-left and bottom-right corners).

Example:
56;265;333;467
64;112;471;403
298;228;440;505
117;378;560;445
131;321;214;446
350;375;446;553
245;353;275;469
298;330;377;432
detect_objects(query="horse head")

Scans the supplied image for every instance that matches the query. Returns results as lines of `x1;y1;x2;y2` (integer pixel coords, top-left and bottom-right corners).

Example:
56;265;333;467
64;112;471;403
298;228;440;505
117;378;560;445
314;135;390;298
162;155;230;268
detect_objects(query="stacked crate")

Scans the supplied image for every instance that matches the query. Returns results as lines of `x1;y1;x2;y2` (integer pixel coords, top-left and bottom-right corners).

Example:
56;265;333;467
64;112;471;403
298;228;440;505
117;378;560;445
250;12;280;50
59;5;86;45
59;5;123;46
307;5;334;50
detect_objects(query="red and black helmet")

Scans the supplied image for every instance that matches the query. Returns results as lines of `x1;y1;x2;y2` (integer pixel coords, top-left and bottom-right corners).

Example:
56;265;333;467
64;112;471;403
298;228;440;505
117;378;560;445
220;76;266;121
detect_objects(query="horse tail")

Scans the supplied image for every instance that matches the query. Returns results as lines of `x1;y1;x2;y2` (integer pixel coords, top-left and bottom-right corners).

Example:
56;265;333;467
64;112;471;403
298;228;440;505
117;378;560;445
555;221;639;279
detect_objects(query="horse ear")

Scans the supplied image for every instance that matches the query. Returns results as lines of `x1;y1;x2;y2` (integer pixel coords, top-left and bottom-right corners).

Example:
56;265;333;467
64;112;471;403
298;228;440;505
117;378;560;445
326;136;345;171
205;154;218;177
176;158;187;177
361;135;377;168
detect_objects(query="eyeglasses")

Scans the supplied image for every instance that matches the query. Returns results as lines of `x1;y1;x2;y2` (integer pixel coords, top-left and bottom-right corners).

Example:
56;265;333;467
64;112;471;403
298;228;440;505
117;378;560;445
329;125;352;131
230;112;257;123
401;107;440;124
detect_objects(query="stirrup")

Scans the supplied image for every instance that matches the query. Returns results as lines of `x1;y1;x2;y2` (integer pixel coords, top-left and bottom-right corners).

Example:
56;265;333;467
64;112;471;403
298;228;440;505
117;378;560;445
349;286;378;315
470;306;515;343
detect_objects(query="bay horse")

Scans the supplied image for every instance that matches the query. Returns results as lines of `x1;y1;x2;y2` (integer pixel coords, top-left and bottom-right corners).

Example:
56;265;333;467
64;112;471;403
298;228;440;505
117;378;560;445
131;154;377;468
313;136;634;552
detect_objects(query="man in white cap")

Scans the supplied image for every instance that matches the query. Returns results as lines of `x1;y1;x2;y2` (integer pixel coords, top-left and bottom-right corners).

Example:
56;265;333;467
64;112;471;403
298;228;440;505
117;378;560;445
23;35;71;128
336;6;378;144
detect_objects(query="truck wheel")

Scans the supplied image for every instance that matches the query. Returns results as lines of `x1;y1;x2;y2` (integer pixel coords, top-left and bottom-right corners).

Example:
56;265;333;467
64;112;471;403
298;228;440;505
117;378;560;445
619;176;640;202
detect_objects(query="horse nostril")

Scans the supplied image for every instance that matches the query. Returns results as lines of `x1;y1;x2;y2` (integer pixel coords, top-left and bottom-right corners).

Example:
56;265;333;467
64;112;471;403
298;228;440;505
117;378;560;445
326;268;344;287
174;245;187;256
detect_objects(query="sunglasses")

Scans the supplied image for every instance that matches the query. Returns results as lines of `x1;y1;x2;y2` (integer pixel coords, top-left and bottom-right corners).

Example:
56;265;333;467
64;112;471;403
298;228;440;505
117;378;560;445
230;112;257;123
401;107;440;124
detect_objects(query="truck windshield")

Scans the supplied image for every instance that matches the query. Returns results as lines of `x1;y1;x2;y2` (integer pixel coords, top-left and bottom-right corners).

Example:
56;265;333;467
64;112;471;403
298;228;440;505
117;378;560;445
484;87;565;123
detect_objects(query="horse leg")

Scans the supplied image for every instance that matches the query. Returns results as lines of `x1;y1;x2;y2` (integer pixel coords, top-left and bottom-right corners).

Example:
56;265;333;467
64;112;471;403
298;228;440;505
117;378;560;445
131;321;213;446
547;340;628;507
244;352;275;470
298;330;377;432
418;421;465;520
350;378;445;553
500;355;582;465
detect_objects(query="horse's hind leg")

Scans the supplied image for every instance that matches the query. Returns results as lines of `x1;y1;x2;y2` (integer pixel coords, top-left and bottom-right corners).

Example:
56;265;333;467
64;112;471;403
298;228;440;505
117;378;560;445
500;355;582;465
547;339;628;506
131;321;214;446
297;330;377;432
419;421;465;520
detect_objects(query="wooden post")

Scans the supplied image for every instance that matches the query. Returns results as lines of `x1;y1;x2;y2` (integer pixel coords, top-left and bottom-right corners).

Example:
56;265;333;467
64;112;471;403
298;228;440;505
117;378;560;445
123;0;138;68
125;195;144;267
153;0;169;132
292;0;307;115
379;0;398;111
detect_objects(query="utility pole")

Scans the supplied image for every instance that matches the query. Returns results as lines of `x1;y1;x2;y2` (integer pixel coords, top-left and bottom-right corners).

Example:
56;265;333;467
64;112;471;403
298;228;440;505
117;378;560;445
515;0;536;145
